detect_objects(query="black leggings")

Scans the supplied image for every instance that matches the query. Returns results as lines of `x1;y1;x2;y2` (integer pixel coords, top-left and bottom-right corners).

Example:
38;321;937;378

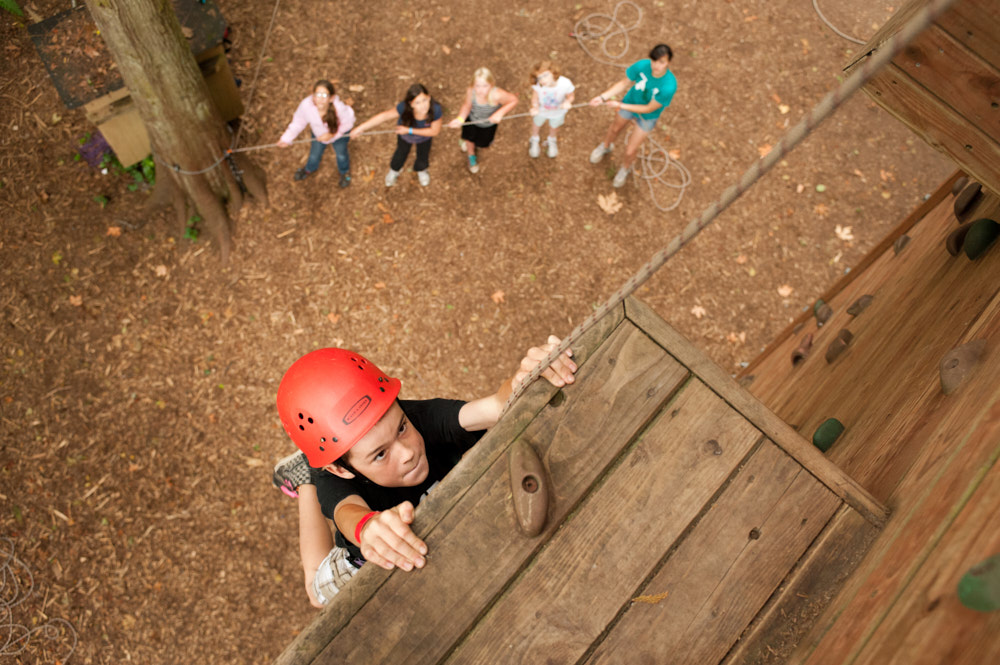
390;136;432;172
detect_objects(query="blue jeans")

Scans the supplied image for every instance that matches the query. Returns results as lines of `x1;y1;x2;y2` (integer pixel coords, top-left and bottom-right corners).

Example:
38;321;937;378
305;134;350;174
617;109;657;133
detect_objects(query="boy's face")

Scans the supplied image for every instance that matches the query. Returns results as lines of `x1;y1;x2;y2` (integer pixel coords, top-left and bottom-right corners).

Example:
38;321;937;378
327;402;428;487
651;56;671;77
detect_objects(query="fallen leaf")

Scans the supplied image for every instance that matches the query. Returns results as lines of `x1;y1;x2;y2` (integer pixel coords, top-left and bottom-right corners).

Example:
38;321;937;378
834;224;854;241
726;331;747;344
778;104;790;114
364;224;375;234
796;184;805;194
852;168;866;181
69;295;83;306
597;192;623;215
735;254;748;264
382;213;394;225
376;202;390;213
363;169;374;182
491;290;505;304
327;313;341;325
154;265;168;277
243;457;264;468
374;282;386;289
777;284;793;297
691;305;706;319
814;203;830;217
830;251;843;264
632;591;670;604
815;184;827;192
348;84;365;92
771;93;782;104
441;45;451;55
441;15;450;21
667;148;681;160
106;226;122;237
51;112;62;124
879;169;895;182
757;143;772;157
181;26;194;39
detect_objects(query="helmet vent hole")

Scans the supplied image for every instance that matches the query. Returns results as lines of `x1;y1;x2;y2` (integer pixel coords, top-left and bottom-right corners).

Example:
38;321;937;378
321;437;326;442
333;437;339;443
379;387;385;392
298;413;304;420
319;446;325;452
298;425;305;431
307;417;314;424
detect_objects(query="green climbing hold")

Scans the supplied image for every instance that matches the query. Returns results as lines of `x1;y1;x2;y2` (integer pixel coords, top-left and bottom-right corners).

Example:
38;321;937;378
957;553;1000;612
812;418;844;452
963;219;1000;260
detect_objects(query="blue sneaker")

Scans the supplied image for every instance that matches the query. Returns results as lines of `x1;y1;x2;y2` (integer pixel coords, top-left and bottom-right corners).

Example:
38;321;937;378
468;154;479;174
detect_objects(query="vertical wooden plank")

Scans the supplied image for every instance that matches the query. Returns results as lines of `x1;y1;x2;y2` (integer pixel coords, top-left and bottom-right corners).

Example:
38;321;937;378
314;322;690;665
722;506;880;665
854;454;1000;665
586;444;841;665
625;297;888;527
273;307;625;665
443;379;762;665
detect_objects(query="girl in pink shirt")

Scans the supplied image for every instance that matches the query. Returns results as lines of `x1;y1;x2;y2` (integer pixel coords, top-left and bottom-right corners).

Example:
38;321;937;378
279;80;356;188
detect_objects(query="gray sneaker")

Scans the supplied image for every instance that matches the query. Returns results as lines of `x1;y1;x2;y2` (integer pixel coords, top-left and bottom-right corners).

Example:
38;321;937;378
590;142;612;164
273;451;312;499
417;170;430;186
384;168;400;187
529;138;540;158
612;166;629;188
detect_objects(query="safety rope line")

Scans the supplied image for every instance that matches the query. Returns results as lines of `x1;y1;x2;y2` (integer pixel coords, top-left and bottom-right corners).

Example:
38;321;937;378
573;1;644;68
813;0;868;45
1;536;78;663
504;0;956;411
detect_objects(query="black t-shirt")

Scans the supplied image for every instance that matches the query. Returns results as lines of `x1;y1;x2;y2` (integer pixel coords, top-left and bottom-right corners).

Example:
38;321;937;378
313;398;484;562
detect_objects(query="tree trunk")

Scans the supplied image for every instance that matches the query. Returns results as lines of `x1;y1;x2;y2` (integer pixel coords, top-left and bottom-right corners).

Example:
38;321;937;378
84;0;267;263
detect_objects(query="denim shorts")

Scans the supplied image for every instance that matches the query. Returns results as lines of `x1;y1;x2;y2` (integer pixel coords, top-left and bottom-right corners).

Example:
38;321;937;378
618;109;657;133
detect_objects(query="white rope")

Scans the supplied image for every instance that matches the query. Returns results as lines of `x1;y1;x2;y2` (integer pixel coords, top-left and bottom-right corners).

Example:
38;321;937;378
573;1;644;68
1;536;78;663
813;0;867;45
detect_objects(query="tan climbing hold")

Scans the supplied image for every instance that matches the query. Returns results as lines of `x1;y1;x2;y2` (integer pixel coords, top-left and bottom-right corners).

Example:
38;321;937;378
825;329;854;363
847;295;873;316
893;235;910;255
940;339;987;395
792;333;813;366
954;182;982;223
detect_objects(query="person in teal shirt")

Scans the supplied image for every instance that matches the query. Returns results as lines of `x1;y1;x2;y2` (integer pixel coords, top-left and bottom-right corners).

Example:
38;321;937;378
589;44;677;188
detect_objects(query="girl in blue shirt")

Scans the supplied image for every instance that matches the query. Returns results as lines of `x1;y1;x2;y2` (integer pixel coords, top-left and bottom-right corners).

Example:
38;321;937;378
588;44;677;188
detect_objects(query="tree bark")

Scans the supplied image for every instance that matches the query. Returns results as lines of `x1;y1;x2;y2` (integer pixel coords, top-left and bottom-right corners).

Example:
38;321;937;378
84;0;267;263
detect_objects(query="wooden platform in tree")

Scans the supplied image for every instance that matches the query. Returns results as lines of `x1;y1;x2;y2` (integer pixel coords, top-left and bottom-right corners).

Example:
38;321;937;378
274;298;885;665
740;173;1000;663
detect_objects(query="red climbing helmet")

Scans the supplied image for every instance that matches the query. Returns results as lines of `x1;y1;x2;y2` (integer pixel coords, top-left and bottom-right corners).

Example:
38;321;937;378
276;348;401;468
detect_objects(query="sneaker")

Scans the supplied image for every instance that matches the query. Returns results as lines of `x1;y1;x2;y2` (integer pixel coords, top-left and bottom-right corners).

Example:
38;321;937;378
612;166;629;188
459;136;467;152
384;168;400;187
547;138;558;158
417;170;430;187
529;137;540;159
468;155;479;174
294;168;314;181
589;143;612;164
272;451;312;499
338;173;351;188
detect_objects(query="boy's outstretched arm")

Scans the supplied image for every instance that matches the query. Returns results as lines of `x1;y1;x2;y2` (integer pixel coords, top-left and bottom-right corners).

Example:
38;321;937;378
334;496;427;571
459;335;577;432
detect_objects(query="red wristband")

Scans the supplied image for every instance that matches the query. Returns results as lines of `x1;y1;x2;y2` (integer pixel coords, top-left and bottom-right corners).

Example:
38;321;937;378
354;511;380;544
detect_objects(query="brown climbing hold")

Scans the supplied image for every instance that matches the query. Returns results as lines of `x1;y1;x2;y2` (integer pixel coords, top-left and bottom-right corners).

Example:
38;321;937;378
951;176;969;197
964;219;1000;260
940;339;986;395
847;295;873;316
815;303;833;326
893;235;910;255
954;182;982;222
792;333;813;366
825;329;854;363
946;222;974;257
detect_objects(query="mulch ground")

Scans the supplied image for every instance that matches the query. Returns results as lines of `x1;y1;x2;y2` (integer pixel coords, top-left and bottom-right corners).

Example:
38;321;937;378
0;0;952;663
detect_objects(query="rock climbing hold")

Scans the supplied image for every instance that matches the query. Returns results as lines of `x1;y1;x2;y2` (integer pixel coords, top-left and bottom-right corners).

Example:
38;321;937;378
825;329;854;363
792;333;813;366
958;553;1000;612
946;222;974;257
954;181;982;222
951;176;969;197
847;295;873;317
963;218;1000;260
812;418;844;452
738;374;756;388
893;235;910;255
939;339;986;395
508;439;549;537
814;300;833;326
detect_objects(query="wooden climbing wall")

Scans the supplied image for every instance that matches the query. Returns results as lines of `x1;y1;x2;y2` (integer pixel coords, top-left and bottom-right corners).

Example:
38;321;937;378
846;0;1000;196
274;299;886;665
741;174;1000;663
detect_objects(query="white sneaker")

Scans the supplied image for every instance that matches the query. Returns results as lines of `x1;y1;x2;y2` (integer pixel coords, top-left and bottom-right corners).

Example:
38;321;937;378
612;166;629;188
384;168;400;187
547;138;558;158
590;142;612;164
529;138;540;159
417;170;430;187
458;136;467;152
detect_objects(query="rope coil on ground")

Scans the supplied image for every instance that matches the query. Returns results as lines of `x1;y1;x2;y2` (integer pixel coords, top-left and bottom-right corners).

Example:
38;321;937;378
573;1;644;68
504;0;957;410
1;536;78;663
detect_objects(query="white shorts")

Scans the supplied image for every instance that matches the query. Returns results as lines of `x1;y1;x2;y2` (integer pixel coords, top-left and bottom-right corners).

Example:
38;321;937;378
533;109;568;129
311;546;361;605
